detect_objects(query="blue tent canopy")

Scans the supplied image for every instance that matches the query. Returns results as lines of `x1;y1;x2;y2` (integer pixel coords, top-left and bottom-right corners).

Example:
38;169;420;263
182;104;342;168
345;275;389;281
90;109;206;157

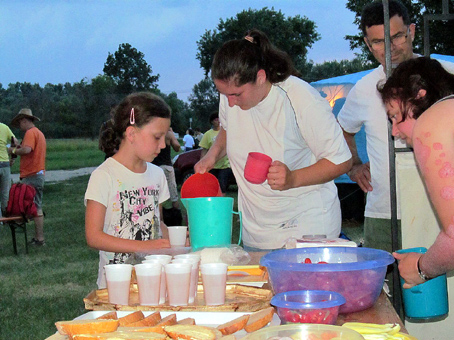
311;69;373;87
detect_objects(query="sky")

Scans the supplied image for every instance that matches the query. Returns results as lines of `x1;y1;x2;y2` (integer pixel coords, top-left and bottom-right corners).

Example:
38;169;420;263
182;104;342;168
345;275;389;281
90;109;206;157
0;0;361;102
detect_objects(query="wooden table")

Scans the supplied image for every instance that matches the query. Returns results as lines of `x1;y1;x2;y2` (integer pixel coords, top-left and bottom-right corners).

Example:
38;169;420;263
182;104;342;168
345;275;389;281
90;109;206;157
248;251;407;333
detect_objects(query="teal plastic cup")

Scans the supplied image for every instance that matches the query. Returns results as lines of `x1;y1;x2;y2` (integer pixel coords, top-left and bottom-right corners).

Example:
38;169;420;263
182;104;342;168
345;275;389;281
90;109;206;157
396;247;448;320
181;197;242;251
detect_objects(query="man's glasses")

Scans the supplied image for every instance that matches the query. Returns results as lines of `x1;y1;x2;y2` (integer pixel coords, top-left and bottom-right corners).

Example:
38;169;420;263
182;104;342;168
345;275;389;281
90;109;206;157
366;27;410;52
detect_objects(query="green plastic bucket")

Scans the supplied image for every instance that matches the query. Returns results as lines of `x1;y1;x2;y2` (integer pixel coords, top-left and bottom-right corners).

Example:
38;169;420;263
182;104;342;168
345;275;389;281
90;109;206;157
181;197;242;250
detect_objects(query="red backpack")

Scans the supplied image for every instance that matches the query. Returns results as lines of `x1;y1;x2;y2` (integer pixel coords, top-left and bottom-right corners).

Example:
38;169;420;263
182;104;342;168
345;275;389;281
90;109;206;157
6;183;38;218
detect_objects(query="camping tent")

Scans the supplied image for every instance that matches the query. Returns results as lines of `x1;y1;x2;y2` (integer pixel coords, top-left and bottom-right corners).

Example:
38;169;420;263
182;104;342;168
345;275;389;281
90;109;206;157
311;69;373;109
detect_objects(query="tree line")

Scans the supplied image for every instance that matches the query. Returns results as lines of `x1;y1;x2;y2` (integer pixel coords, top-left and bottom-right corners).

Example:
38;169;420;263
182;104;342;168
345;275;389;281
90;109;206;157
1;3;451;140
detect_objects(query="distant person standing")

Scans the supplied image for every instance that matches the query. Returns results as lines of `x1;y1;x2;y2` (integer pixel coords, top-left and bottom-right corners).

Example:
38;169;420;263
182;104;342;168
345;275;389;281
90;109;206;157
152;127;181;209
9;109;46;246
199;112;233;195
0;123;18;217
194;127;204;148
183;128;195;151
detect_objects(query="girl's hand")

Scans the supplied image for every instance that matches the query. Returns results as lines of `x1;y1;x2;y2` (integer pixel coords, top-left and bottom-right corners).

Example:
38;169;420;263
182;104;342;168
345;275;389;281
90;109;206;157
146;238;171;249
393;251;425;288
267;161;293;190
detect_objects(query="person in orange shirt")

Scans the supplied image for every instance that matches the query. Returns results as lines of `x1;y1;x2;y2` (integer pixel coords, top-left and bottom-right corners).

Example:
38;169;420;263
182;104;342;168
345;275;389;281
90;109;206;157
9;109;47;246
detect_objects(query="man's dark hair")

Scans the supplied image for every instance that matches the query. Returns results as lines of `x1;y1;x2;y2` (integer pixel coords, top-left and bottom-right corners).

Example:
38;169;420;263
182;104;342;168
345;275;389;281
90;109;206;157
361;0;410;36
209;111;219;123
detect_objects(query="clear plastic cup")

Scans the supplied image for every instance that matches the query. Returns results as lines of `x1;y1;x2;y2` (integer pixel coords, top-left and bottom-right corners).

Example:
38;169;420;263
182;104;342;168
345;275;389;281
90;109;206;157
173;253;201;262
134;263;162;306
142;257;172;304
200;262;228;305
144;254;173;262
164;262;192;306
104;264;133;305
172;258;200;303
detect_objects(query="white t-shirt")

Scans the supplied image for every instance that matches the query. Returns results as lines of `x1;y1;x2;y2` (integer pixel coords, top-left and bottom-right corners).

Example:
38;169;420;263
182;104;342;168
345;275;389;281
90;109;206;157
338;59;454;219
84;158;169;288
219;76;352;249
183;134;195;149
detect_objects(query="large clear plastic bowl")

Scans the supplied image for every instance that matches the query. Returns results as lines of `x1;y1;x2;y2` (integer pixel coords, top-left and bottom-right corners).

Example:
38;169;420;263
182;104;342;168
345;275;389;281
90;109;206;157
243;324;364;340
260;247;394;313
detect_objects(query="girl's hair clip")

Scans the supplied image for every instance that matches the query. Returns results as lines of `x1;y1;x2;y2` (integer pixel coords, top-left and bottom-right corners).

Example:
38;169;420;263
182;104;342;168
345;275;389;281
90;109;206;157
129;108;135;125
244;35;254;43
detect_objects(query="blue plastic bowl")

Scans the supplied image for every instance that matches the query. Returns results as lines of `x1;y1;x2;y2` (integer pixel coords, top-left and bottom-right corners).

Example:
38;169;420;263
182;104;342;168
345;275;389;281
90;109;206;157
271;290;346;325
261;247;394;313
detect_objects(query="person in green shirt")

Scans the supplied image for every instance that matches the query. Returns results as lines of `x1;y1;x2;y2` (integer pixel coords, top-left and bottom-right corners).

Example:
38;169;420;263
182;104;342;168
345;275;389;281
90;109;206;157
0;123;18;217
199;112;233;194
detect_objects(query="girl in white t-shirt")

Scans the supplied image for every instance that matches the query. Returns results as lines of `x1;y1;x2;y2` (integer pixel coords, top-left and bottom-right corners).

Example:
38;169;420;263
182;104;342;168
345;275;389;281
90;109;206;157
85;92;172;288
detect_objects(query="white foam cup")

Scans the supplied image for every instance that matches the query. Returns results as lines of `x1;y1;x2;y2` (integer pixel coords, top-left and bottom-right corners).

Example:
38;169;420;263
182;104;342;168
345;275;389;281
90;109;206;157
104;264;133;305
200;262;228;306
164;262;192;306
134;263;162;306
168;226;188;247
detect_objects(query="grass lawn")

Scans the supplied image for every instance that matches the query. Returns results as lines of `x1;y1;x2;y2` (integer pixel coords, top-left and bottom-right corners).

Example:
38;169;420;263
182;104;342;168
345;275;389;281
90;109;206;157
0;175;98;339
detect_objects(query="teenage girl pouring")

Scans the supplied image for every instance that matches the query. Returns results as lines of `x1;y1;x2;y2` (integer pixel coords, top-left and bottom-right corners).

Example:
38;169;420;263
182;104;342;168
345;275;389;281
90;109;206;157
195;29;352;252
85;92;171;288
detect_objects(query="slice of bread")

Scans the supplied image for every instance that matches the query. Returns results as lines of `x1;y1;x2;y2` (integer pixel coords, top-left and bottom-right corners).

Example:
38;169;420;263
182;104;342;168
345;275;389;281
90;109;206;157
177;317;196;325
55;319;120;336
117;326;166;334
124;311;161;327
164;325;216;340
244;307;274;333
155;314;177;327
96;311;118;320
216;314;249;335
73;331;166;339
118;311;145;326
210;327;223;339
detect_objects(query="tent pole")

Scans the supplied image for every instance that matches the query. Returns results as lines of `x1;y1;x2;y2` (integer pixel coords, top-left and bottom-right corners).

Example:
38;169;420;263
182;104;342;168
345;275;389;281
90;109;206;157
382;0;402;318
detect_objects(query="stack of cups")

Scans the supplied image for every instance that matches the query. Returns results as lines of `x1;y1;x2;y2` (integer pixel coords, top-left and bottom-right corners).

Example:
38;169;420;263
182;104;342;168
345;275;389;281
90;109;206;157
104;264;133;305
143;255;172;304
200;263;228;306
172;254;201;304
164;262;192;306
133;263;162;306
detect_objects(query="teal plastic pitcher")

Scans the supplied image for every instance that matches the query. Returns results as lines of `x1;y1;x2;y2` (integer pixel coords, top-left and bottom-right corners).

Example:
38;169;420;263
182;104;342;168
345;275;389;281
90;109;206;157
181;197;242;251
396;247;449;320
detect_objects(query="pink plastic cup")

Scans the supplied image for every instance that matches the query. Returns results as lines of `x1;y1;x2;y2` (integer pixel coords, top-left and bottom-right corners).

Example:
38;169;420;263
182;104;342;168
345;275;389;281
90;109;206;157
244;152;272;184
